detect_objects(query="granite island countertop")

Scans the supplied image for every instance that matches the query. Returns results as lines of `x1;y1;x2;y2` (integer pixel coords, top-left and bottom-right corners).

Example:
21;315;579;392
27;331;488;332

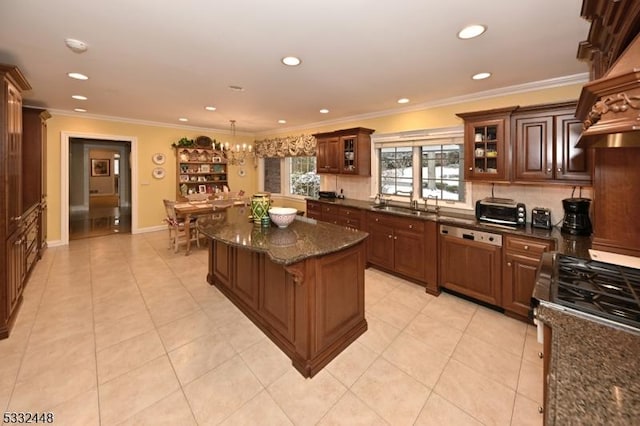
196;205;368;265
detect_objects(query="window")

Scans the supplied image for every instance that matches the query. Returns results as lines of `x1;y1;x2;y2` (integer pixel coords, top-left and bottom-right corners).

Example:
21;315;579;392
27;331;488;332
262;156;319;198
373;127;469;207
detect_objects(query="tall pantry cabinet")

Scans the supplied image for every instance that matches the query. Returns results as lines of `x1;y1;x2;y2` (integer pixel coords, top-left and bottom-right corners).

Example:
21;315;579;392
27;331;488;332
0;64;32;339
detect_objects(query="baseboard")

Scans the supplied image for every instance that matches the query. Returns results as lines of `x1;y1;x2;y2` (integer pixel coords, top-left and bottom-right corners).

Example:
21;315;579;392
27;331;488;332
133;225;166;234
46;240;65;247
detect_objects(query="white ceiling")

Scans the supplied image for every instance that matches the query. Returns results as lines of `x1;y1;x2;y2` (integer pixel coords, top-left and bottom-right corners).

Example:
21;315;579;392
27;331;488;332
0;0;590;134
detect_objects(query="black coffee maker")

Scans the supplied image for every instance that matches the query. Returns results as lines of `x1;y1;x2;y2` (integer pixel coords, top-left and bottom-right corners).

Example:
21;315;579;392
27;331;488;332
561;198;592;236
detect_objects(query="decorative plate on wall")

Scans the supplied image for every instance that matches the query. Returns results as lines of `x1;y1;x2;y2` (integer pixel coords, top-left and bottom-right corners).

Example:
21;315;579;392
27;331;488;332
152;167;166;179
195;136;213;148
152;153;166;165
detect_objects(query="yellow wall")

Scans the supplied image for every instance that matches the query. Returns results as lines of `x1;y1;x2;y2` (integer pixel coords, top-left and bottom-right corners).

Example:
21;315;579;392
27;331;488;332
46;115;257;241
45;83;582;242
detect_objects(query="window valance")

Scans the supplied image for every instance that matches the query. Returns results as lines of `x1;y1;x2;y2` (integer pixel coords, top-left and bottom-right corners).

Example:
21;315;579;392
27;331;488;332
254;134;316;158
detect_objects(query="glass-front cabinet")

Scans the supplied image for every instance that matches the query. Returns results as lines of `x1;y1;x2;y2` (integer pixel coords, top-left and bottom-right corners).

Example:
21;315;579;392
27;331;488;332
457;106;517;182
314;128;374;176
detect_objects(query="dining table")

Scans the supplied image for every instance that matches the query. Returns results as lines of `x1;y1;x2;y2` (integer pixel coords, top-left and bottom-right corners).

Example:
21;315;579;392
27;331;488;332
173;199;246;255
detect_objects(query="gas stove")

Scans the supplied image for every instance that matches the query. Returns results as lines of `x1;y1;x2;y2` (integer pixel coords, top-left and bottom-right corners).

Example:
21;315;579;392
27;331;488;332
552;254;640;329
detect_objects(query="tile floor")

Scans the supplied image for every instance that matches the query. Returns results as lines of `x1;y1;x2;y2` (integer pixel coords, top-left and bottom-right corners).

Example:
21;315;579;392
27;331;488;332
0;231;544;425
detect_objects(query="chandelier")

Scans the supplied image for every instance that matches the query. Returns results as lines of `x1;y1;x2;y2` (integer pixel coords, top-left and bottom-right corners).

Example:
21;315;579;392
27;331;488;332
220;120;255;166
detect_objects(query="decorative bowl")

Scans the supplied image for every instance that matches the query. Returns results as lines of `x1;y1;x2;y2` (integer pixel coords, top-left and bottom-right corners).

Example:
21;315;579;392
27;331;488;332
268;207;298;228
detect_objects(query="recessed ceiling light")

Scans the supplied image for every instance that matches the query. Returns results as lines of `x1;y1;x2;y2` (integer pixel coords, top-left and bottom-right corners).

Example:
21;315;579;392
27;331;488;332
278;119;287;124
397;98;410;104
472;72;492;80
228;85;245;92
319;108;329;114
178;117;189;122
67;72;88;80
64;38;88;53
72;95;87;100
281;56;301;66
457;24;487;40
74;108;87;113
204;106;217;111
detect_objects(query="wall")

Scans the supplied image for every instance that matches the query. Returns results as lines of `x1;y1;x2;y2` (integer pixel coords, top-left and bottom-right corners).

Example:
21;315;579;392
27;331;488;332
46;83;586;243
46;115;257;242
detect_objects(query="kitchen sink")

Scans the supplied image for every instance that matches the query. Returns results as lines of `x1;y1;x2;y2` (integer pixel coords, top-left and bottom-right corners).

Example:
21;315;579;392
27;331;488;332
372;204;436;218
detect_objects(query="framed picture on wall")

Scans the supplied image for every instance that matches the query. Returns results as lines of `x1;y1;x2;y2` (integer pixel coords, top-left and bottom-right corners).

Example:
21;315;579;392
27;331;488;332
198;184;207;194
91;159;110;177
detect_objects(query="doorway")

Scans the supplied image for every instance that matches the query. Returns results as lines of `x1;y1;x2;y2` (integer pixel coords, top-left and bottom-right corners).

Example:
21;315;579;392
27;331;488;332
68;137;132;240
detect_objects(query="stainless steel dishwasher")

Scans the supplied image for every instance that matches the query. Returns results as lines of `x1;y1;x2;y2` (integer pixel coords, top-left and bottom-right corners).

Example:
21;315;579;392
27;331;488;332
439;224;504;306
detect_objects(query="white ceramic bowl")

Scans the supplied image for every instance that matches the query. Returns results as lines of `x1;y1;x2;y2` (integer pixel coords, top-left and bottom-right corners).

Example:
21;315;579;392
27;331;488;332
268;207;298;228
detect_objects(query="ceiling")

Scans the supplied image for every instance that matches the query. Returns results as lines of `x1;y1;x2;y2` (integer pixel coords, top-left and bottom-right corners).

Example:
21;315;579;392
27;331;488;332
0;0;590;134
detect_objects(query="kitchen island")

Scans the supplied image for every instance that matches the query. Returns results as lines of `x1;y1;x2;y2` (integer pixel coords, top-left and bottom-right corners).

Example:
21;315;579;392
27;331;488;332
197;206;368;378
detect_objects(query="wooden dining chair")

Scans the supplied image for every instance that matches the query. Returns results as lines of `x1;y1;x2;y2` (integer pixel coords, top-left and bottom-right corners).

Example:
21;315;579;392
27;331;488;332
163;199;200;253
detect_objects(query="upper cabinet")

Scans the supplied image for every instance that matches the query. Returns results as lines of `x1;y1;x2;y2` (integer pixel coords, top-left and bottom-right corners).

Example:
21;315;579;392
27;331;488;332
456;107;517;182
314;128;374;176
512;102;591;184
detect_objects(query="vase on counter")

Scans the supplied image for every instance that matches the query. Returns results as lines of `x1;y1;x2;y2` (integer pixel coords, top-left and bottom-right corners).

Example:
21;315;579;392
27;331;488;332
251;192;270;224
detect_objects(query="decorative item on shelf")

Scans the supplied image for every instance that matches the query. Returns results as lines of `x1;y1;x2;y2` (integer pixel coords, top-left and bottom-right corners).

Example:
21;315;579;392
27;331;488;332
220;120;256;166
152;167;166;179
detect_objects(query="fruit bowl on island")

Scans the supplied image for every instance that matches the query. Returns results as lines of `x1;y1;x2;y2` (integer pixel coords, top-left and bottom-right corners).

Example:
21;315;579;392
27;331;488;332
268;207;298;228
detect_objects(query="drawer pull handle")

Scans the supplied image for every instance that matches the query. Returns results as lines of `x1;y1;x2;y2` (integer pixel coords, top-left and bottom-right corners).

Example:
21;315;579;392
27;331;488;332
507;261;512;267
524;245;529;250
468;167;473;171
388;235;393;239
409;225;413;229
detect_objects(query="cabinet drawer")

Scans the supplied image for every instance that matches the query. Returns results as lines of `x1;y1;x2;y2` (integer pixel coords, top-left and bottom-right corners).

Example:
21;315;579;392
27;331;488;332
322;204;338;215
505;236;553;256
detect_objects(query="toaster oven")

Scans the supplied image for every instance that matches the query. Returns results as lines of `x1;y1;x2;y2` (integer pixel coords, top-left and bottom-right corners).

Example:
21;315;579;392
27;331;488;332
475;197;526;227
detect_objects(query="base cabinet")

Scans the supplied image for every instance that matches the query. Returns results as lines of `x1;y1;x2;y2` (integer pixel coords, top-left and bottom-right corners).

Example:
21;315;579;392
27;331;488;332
503;235;554;320
208;239;367;377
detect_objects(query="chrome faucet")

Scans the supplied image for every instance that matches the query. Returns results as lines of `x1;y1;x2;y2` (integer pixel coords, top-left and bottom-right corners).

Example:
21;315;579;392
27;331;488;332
423;195;440;214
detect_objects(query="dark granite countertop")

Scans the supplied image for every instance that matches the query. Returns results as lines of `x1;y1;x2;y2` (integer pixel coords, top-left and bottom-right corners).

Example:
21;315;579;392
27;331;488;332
307;197;592;257
196;206;368;265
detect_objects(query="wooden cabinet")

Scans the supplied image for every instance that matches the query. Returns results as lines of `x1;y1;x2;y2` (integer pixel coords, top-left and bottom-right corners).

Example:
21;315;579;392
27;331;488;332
175;147;228;199
320;204;339;225
305;200;322;220
314;128;374;175
513;102;591;184
367;212;427;283
22;107;50;257
337;206;362;230
503;235;554;320
305;201;363;230
457;107;517;182
0;64;31;339
439;230;502;306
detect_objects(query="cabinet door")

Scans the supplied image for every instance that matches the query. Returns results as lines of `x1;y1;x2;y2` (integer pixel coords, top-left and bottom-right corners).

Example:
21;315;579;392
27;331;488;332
234;248;259;309
465;118;509;182
340;134;358;174
503;252;541;318
259;257;295;341
317;137;340;174
6;82;22;236
424;221;438;294
210;240;232;289
7;232;24;316
367;218;394;270
555;114;591;183
393;220;425;281
514;115;554;181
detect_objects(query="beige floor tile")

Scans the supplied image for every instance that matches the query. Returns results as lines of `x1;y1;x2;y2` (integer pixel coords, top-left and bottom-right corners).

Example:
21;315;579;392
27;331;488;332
201;298;245;326
48;387;100;426
220;390;293;426
512;394;544;426
404;313;463;356
93;291;148;325
146;293;200;326
420;292;478;331
183;355;263;426
268;369;346;426
382;332;449;388
95;310;156;352
318;391;388;426
367;298;418;329
216;316;265;352
351;358;430;425
414;392;482;426
434;359;515;425
157;309;214;351
116;390;197;426
97;329;166;384
358;315;401;355
326;340;378;387
517;359;543;405
239;338;291;387
99;355;180;425
9;354;96;412
387;282;435;312
465;307;527;356
452;334;522;390
168;331;236;385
